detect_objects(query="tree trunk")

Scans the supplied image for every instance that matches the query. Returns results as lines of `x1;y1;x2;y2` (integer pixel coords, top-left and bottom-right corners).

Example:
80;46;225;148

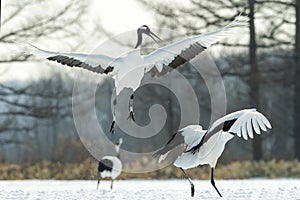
248;0;262;160
294;0;300;160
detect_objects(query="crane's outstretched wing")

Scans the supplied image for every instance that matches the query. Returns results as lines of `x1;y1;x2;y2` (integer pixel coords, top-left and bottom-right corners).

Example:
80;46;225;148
143;16;248;77
187;109;272;153
153;125;205;163
208;108;271;140
20;42;116;74
153;130;184;163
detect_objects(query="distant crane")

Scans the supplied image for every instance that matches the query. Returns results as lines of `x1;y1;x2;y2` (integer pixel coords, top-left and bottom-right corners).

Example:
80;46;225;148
97;138;123;190
154;109;272;197
22;16;247;134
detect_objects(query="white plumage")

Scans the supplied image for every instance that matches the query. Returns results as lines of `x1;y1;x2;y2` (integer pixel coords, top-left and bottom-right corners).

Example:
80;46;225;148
154;109;272;197
20;16;247;133
97;138;123;190
22;17;247;93
98;156;122;179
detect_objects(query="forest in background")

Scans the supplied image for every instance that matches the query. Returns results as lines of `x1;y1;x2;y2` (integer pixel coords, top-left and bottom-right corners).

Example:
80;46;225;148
0;0;299;179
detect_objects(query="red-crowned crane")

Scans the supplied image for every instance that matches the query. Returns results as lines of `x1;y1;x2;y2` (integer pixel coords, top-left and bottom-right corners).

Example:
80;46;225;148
154;109;271;197
21;16;247;134
97;138;123;190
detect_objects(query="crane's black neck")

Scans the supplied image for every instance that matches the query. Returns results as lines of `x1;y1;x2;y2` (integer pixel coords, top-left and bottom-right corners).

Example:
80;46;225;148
116;151;120;159
187;118;238;154
135;30;143;48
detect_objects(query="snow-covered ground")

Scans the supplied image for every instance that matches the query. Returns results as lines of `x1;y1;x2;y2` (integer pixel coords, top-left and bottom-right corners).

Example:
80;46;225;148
0;179;299;200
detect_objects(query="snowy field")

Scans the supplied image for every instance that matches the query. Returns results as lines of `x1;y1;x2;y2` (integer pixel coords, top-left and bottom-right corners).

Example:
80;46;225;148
0;179;299;200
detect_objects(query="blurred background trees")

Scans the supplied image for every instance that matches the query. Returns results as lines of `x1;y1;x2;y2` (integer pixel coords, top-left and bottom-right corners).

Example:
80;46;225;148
294;0;300;160
0;0;298;164
0;0;92;162
138;0;297;161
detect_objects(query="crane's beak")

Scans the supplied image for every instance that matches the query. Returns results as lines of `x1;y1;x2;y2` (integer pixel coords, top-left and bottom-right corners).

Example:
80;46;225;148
148;31;162;45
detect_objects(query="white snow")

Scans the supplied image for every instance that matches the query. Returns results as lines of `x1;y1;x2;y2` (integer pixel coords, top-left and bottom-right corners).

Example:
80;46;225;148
0;179;299;200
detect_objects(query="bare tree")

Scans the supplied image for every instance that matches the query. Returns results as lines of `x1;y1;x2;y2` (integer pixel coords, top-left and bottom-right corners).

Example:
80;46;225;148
1;0;90;63
247;0;262;160
0;0;96;161
256;0;300;160
294;0;300;160
138;0;296;160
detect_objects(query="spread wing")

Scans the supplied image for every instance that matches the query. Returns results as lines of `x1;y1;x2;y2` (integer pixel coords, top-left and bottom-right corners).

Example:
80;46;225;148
153;130;185;163
205;108;272;143
143;16;248;77
153;125;205;163
186;109;272;154
20;42;116;74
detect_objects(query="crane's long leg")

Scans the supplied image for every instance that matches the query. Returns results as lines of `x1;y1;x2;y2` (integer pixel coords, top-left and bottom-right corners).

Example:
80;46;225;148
110;179;114;190
97;176;101;190
110;119;115;134
110;98;117;134
127;94;135;121
180;168;195;197
211;168;222;197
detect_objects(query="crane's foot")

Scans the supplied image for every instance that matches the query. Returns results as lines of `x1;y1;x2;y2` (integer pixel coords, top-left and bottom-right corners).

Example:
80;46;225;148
97;179;100;190
211;168;222;197
180;168;195;197
110;179;114;190
191;183;195;197
127;111;135;121
110;120;115;134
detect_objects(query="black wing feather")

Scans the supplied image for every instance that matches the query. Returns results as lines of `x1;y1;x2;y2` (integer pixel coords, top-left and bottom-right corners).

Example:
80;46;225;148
147;42;206;77
153;130;184;157
187;118;238;154
47;55;114;74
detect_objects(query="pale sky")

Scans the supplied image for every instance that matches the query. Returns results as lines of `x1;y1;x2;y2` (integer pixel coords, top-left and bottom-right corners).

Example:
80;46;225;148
2;0;242;81
91;0;155;34
1;0;156;81
80;0;156;50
